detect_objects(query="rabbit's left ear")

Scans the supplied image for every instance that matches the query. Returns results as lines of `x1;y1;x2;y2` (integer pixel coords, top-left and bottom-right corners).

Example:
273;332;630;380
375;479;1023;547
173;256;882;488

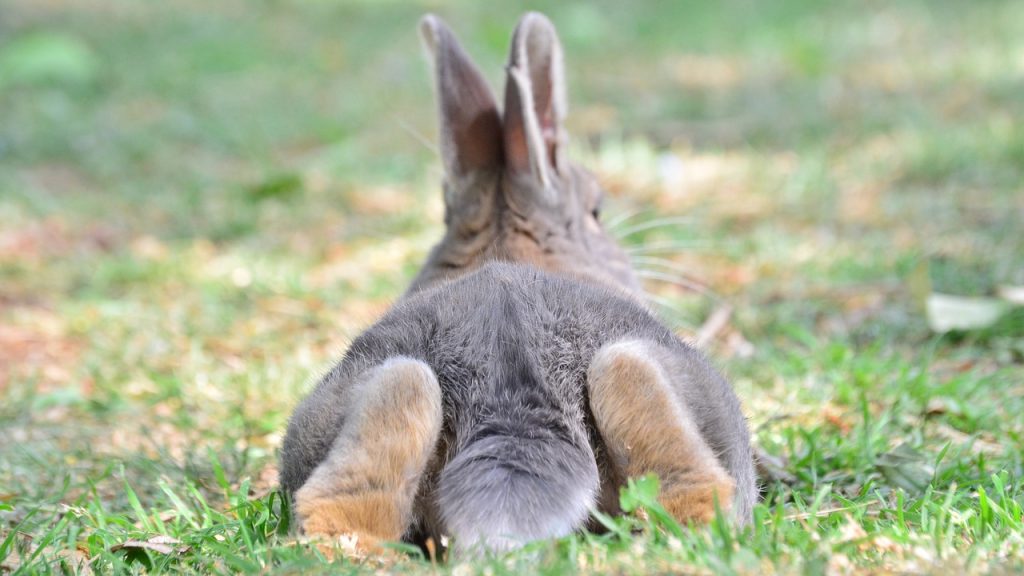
503;12;568;189
420;14;503;179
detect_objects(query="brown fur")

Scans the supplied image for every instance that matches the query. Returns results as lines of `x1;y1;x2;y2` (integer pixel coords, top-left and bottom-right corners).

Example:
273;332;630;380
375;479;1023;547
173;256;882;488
409;165;643;299
294;358;442;547
588;340;736;523
297;492;402;552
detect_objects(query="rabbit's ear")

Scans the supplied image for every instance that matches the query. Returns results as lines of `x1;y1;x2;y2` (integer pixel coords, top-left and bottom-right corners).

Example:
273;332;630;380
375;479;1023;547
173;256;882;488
503;12;568;189
420;15;503;178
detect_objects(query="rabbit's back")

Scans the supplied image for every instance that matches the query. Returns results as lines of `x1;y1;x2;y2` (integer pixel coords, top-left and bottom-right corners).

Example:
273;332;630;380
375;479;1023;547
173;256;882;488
353;262;674;417
390;262;736;422
292;262;745;491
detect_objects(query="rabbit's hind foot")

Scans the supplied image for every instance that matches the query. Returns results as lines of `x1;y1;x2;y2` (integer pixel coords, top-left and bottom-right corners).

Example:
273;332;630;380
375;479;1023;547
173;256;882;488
294;357;442;552
588;340;735;524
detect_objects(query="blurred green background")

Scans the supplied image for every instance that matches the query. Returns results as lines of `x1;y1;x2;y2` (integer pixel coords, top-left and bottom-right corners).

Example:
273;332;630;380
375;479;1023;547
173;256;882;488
1;0;1022;572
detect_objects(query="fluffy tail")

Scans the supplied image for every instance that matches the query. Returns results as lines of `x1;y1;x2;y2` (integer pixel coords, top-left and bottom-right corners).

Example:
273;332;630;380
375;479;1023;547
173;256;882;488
437;409;599;554
437;291;599;554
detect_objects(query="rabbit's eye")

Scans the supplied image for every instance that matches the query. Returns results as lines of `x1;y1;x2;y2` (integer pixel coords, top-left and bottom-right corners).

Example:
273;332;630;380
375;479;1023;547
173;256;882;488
591;207;601;220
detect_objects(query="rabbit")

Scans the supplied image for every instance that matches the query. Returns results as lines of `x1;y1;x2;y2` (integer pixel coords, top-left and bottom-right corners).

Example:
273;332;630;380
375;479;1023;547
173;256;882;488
279;12;756;556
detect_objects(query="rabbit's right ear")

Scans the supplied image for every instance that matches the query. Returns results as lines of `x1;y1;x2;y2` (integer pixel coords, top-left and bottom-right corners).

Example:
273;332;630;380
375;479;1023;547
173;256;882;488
420;15;503;179
502;13;568;191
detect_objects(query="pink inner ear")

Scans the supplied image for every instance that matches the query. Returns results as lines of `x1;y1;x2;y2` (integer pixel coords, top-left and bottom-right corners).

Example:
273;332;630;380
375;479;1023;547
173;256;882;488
524;29;562;170
539;107;558;167
503;72;532;175
503;13;568;181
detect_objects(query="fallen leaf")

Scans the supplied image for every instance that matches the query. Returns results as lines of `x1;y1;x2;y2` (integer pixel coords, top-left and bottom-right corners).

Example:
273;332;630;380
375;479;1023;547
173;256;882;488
997;285;1024;305
110;535;190;555
926;293;1010;333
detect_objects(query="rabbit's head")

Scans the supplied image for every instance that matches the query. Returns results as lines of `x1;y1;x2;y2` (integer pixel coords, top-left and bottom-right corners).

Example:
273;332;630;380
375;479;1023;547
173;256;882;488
410;13;641;297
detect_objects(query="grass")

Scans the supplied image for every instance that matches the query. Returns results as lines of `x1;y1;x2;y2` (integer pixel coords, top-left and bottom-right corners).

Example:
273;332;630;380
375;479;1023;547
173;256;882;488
1;0;1022;573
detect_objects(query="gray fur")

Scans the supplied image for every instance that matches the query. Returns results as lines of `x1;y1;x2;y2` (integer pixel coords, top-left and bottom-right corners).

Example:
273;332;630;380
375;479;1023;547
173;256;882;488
279;11;756;554
282;264;756;543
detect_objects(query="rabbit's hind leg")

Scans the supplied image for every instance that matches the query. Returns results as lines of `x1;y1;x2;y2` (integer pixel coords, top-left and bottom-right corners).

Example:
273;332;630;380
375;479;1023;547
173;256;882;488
294;357;442;551
588;340;735;524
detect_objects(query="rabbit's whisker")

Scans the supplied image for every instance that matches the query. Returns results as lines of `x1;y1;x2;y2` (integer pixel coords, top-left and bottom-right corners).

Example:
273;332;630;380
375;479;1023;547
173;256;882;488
635;269;722;302
393;115;440;155
632;256;717;286
603;208;646;231
625;241;711;255
614;216;695;238
631;255;697;270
